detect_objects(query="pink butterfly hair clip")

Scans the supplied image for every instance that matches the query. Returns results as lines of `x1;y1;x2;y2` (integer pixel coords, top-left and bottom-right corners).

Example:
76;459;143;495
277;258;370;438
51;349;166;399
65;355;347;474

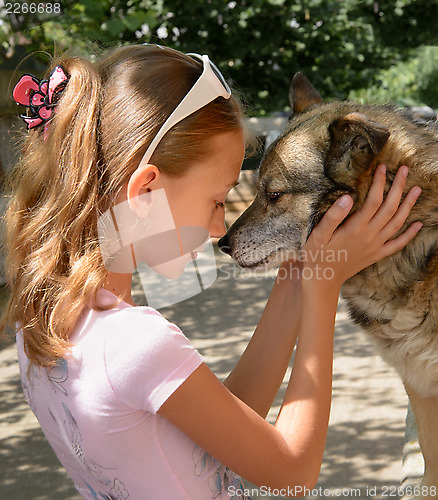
13;65;69;140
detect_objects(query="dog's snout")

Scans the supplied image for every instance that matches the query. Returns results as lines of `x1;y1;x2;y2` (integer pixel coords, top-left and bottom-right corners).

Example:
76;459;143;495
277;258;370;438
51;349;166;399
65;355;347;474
218;234;232;255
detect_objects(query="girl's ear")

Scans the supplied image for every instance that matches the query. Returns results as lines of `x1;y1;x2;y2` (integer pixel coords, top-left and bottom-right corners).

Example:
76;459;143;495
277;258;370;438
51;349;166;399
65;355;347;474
127;164;160;215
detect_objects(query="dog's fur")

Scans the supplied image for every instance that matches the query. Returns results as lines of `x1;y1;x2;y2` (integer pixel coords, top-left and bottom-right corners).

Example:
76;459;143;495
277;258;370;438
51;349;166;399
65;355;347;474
219;73;438;497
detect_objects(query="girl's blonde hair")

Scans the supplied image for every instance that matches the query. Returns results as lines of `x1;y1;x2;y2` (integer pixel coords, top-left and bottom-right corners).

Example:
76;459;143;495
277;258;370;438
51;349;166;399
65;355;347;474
0;44;243;367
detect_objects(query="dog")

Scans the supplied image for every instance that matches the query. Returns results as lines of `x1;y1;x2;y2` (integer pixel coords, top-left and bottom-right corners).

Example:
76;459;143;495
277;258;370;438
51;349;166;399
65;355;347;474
219;72;438;498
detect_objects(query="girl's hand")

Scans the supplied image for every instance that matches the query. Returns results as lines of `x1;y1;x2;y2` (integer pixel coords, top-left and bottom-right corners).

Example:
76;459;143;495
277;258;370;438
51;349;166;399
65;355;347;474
301;164;423;289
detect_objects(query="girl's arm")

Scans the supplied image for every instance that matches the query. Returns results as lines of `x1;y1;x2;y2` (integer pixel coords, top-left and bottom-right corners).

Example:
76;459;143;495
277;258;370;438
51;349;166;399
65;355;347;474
158;164;422;491
223;260;302;419
159;277;339;492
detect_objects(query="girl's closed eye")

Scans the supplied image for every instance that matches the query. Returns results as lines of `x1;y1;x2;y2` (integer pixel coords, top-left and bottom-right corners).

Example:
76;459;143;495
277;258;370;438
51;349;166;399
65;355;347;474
215;200;225;210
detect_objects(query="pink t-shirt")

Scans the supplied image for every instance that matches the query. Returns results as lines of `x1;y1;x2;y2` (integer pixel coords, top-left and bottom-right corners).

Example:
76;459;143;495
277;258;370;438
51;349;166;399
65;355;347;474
16;288;249;499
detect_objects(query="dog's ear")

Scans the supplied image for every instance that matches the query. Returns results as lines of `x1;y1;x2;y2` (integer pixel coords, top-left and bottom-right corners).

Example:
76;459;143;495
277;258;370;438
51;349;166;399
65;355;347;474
326;112;390;184
289;72;324;115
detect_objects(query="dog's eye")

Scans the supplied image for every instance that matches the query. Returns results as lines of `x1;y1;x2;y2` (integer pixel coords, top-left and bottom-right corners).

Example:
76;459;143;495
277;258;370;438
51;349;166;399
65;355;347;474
267;192;282;201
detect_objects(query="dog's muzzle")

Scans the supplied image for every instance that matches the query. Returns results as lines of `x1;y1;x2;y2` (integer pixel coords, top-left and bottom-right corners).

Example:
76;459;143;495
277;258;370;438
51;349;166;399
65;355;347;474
218;234;232;255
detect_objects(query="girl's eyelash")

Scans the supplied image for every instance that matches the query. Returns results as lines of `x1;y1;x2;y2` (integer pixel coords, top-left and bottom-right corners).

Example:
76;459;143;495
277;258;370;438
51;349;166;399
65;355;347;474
215;201;225;209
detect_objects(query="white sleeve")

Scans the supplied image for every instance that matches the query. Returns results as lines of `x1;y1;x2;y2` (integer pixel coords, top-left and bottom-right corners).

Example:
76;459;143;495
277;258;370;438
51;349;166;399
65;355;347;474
104;308;204;413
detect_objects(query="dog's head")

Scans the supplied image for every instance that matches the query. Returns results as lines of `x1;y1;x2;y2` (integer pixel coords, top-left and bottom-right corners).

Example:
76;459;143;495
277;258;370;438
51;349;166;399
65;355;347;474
219;73;393;269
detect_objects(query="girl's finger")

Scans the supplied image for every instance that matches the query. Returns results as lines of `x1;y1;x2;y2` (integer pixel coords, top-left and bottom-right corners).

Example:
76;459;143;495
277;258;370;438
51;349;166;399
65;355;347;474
307;194;353;248
379;221;423;260
370;166;409;227
352;164;387;223
378;185;422;240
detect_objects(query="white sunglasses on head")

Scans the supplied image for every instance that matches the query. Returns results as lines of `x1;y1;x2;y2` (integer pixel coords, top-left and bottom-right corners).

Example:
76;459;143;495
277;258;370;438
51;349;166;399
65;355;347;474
138;53;232;169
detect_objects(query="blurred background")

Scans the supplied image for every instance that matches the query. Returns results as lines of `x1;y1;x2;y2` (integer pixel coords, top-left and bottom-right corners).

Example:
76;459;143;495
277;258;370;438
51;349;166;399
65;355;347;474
2;0;438;114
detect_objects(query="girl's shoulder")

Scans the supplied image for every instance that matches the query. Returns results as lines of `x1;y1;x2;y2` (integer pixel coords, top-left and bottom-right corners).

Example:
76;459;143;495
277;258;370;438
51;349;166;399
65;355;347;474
95;287;160;314
91;287;166;325
84;287;185;344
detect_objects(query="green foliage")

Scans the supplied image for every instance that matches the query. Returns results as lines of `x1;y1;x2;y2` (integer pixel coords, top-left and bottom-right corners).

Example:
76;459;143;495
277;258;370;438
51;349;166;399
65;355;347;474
1;0;438;115
350;46;438;109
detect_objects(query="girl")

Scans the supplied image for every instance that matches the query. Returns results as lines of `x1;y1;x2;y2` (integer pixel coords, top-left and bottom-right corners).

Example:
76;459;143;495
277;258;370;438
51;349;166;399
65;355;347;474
1;44;422;499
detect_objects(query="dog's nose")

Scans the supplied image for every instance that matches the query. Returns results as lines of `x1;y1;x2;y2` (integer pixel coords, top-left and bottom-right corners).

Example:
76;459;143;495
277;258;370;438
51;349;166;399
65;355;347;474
218;234;232;255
